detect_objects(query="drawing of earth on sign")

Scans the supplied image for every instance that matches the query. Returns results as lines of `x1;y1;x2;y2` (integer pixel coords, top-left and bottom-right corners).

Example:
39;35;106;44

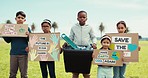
19;27;25;33
111;51;120;60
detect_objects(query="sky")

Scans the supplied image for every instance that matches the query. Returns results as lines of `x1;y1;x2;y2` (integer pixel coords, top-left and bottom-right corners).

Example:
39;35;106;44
0;0;148;37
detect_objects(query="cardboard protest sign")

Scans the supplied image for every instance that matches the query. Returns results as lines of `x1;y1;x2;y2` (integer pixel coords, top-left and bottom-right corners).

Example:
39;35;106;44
106;33;139;62
0;24;28;37
28;32;60;61
93;49;123;66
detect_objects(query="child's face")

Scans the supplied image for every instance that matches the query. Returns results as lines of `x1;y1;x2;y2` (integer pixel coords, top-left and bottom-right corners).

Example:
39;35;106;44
15;15;26;24
101;39;111;49
117;24;126;33
41;23;51;33
77;12;87;26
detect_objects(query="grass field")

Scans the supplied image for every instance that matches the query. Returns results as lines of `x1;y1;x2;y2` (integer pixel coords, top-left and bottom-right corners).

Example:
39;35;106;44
0;39;148;78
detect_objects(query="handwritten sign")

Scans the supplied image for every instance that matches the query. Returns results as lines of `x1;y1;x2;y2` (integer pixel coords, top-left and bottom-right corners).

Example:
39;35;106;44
93;49;123;66
0;24;28;37
28;33;60;61
107;33;139;62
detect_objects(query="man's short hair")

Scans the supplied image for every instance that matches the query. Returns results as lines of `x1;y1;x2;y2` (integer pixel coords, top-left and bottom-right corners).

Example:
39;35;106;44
77;10;87;16
16;11;26;18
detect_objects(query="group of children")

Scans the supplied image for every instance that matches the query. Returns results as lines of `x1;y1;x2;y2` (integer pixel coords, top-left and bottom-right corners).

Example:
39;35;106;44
1;10;140;78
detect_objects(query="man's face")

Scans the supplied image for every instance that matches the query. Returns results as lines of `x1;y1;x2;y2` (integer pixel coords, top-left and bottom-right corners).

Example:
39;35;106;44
77;12;87;26
15;15;26;24
42;23;51;33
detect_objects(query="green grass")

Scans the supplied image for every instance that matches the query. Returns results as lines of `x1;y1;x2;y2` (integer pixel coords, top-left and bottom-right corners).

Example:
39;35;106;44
0;40;148;78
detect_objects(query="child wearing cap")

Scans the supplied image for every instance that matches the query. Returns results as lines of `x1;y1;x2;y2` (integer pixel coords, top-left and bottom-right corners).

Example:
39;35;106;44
39;19;57;78
26;19;57;78
96;35;113;78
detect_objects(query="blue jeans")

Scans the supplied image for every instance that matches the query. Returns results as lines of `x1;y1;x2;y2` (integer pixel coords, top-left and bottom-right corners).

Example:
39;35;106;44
98;66;113;78
39;61;56;78
113;64;126;78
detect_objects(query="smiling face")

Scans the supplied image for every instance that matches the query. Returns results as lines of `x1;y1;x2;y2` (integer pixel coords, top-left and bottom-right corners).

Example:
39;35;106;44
15;15;26;24
117;23;126;33
77;12;87;26
41;22;51;33
101;39;111;50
